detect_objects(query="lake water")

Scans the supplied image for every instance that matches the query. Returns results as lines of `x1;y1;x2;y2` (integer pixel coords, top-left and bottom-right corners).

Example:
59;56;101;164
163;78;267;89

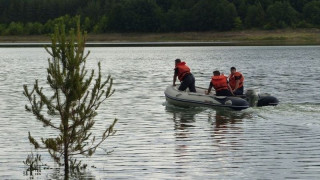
0;46;320;179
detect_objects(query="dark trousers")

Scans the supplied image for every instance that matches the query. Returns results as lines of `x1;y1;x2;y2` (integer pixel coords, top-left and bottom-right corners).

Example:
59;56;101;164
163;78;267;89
234;86;244;95
216;89;232;96
178;74;196;92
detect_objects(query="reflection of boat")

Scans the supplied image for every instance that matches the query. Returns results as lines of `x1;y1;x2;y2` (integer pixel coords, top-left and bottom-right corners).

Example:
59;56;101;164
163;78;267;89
165;104;206;122
164;85;279;110
165;105;204;129
164;85;249;111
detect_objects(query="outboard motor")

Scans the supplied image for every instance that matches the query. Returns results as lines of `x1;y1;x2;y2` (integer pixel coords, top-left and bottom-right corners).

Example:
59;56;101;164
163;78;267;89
245;89;259;107
245;88;279;107
256;93;279;107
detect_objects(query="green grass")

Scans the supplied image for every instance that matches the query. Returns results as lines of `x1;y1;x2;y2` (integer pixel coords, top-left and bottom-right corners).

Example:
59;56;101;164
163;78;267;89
0;28;319;46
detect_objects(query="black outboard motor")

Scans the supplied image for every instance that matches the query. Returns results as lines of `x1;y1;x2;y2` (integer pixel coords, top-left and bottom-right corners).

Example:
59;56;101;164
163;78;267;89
245;89;279;107
256;93;279;107
244;89;259;107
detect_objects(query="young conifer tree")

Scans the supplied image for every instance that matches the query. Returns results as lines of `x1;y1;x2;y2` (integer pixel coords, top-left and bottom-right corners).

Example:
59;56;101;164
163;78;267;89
23;19;117;178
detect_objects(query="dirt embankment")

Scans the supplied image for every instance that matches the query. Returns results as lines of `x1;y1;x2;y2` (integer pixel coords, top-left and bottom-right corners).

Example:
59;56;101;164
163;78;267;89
0;29;319;46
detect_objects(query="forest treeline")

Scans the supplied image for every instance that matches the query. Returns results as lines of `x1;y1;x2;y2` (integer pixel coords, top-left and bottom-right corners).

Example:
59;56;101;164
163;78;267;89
0;0;320;35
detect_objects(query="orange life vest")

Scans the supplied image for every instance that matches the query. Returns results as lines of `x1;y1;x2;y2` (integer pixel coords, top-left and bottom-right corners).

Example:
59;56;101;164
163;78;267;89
211;75;228;91
228;72;244;89
175;62;191;81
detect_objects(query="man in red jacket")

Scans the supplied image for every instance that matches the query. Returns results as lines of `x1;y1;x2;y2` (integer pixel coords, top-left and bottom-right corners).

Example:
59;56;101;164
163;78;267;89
228;67;244;95
173;59;196;92
206;70;233;96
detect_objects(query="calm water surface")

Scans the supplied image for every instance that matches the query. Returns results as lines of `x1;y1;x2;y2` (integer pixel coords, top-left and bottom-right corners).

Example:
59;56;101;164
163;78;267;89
0;46;320;179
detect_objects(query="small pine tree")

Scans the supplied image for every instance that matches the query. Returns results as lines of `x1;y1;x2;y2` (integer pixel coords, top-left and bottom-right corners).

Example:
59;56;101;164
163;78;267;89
23;19;117;179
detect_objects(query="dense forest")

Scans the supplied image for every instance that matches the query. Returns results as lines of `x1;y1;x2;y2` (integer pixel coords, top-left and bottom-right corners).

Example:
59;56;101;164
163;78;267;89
0;0;320;35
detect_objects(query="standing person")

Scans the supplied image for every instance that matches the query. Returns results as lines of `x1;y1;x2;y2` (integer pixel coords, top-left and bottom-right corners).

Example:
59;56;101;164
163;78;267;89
173;59;196;92
228;67;244;95
206;70;233;96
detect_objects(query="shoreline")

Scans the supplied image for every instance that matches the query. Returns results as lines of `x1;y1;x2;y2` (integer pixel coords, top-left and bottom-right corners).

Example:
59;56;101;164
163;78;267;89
0;29;319;47
1;41;319;48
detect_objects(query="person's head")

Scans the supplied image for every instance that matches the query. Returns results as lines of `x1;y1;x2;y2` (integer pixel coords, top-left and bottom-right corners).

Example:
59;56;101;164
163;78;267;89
230;67;236;74
175;59;181;65
213;70;220;76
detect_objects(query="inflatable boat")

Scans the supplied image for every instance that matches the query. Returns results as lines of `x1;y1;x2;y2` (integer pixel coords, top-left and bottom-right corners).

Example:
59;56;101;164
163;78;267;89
164;85;249;110
164;85;279;110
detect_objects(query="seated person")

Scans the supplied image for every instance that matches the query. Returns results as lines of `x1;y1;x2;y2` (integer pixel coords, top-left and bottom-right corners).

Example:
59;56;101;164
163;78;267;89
206;70;233;96
228;67;244;95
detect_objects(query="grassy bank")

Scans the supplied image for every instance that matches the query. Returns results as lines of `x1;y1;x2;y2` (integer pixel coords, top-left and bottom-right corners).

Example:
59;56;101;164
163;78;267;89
0;29;319;46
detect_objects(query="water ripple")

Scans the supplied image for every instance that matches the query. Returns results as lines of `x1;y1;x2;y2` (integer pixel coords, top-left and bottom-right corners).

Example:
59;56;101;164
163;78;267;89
0;47;320;179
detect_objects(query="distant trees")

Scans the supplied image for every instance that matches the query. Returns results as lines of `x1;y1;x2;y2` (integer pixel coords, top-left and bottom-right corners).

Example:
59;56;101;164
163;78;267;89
108;0;161;32
244;4;265;28
190;0;216;31
266;1;299;29
215;0;237;31
3;22;24;35
303;1;320;25
189;0;237;31
0;0;320;35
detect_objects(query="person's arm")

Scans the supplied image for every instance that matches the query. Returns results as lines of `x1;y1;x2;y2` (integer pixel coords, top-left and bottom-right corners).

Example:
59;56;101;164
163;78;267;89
173;74;177;86
233;79;240;92
206;82;213;95
173;68;178;86
232;74;241;92
228;83;234;96
226;76;234;95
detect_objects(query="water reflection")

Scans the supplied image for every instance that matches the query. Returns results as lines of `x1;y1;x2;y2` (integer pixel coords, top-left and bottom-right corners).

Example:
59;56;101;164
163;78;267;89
208;110;250;152
165;105;203;158
165;105;252;178
165;105;203;178
165;104;249;131
208;109;250;127
165;105;204;130
24;166;96;179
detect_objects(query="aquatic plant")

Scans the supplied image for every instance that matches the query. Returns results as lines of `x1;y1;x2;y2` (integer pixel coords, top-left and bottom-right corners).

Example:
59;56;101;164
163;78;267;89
23;152;42;176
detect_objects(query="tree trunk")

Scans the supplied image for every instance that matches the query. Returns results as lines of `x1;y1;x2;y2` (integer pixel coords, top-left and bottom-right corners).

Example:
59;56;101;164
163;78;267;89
64;140;69;180
63;113;69;179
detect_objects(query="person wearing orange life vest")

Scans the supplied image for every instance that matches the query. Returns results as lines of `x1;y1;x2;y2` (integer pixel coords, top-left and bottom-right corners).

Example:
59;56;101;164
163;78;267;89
228;67;244;95
206;70;233;96
173;59;196;92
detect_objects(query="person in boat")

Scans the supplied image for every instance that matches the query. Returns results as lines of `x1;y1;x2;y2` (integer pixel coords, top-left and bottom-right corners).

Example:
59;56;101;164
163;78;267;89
228;67;244;95
173;59;196;92
206;70;233;96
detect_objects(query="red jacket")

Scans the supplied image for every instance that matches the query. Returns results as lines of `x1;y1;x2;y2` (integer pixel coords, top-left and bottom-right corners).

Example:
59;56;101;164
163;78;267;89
175;62;190;81
211;75;228;91
229;72;244;89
